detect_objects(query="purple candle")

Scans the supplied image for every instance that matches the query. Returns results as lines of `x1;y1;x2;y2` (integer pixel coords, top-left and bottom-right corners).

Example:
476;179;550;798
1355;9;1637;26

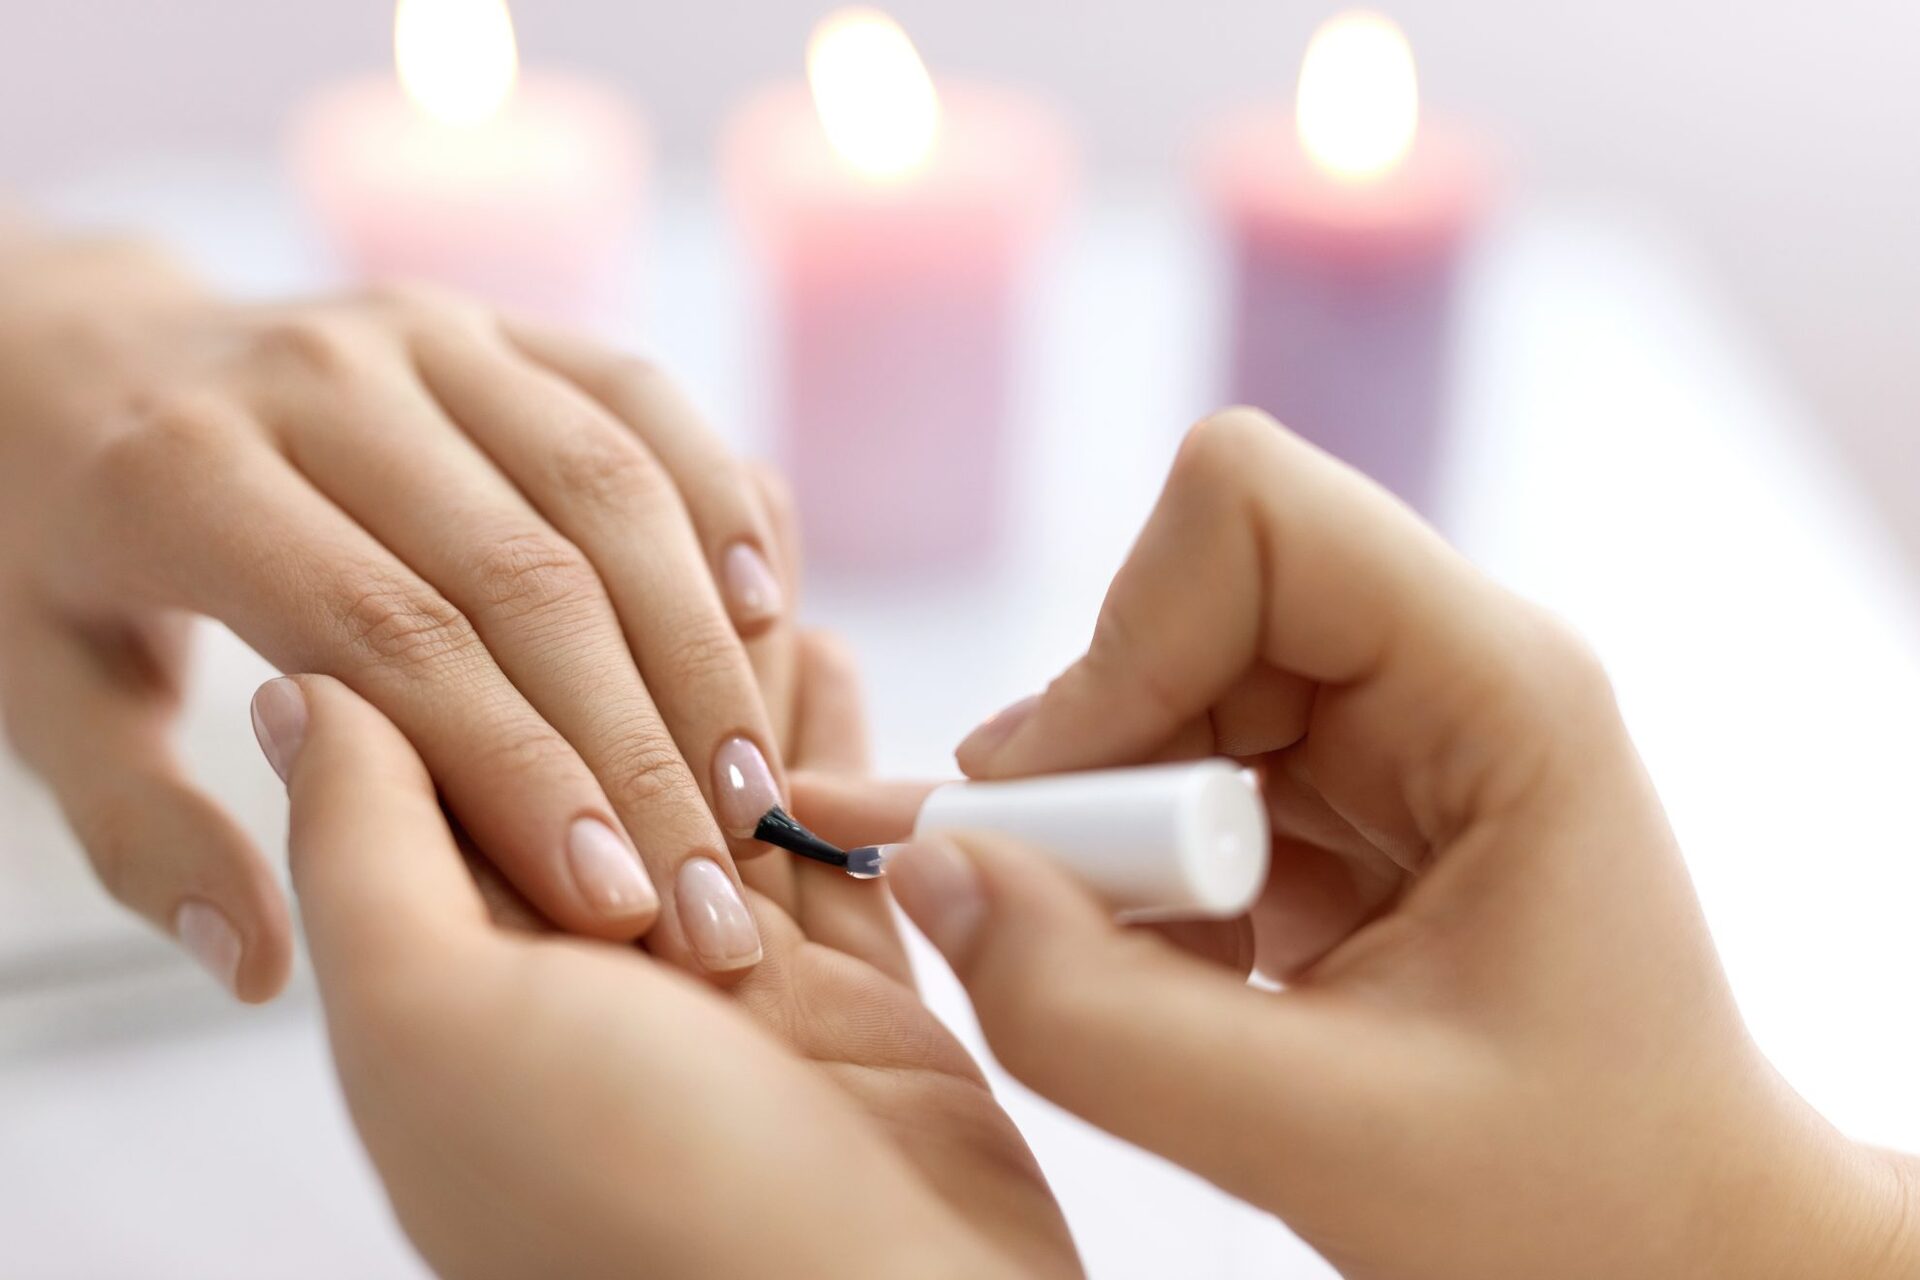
1200;13;1491;513
723;10;1071;575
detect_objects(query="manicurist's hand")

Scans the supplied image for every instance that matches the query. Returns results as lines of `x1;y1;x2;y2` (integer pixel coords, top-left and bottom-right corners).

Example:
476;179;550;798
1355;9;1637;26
0;231;796;995
803;410;1920;1279
275;652;1079;1280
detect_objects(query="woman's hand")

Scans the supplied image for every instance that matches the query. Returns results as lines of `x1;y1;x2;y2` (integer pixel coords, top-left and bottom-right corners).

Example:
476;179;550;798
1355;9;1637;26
0;233;794;994
802;410;1920;1279
276;650;1078;1280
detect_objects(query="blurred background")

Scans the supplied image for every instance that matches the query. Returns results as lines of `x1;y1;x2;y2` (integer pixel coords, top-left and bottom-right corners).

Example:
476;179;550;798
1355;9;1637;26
7;0;1919;553
3;2;1919;1278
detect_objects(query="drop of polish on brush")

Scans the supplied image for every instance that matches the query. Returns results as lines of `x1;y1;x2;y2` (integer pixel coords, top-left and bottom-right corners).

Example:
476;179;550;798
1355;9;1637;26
844;844;900;880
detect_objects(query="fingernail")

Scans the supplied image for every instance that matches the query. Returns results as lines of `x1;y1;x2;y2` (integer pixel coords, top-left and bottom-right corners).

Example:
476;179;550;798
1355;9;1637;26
566;817;658;919
712;736;780;839
675;857;762;971
886;840;987;957
956;693;1040;768
721;541;784;628
250;677;309;785
174;900;241;995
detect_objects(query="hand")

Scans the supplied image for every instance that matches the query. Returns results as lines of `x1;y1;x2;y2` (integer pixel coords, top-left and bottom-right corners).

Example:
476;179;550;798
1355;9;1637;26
801;410;1920;1279
0;233;795;995
278;649;1079;1280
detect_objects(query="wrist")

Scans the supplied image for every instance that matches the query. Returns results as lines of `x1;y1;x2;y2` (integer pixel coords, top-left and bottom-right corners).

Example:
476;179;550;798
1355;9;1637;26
1702;1099;1919;1280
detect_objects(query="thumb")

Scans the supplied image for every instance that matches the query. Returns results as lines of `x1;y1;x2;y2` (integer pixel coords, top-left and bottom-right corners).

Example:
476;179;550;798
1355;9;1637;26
888;831;1384;1212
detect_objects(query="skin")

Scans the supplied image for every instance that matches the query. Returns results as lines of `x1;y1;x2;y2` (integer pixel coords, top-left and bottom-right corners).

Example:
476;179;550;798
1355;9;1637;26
0;229;797;993
800;409;1920;1279
279;651;1078;1280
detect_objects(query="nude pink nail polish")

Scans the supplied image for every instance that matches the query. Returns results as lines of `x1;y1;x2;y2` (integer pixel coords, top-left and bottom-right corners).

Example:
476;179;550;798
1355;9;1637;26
675;857;762;971
721;542;784;628
712;736;780;839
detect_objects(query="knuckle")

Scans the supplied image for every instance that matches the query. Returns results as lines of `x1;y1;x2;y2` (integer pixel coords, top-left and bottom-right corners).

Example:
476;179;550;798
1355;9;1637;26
85;394;236;507
329;574;479;675
603;352;669;402
659;615;750;689
469;723;578;784
249;314;367;378
547;428;669;512
1511;604;1617;719
1177;407;1281;483
361;280;486;330
462;530;603;624
72;801;141;906
1083;604;1185;722
602;731;704;814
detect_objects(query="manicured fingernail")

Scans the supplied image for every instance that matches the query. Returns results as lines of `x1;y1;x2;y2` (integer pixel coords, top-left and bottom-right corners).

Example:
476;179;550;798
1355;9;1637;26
174;900;241;995
567;817;658;919
956;693;1040;767
884;840;986;957
712;736;780;839
250;677;309;784
675;857;761;971
721;541;784;628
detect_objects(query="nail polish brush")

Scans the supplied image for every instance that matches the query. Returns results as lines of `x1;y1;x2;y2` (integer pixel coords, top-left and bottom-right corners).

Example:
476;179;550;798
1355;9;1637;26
755;759;1270;921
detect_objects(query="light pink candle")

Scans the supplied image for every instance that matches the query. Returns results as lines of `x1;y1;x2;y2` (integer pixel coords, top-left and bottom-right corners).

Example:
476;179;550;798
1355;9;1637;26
1199;13;1491;513
290;0;646;325
723;10;1071;574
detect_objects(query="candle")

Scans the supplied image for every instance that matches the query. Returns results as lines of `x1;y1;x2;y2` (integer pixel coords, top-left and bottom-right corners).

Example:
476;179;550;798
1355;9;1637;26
723;8;1073;574
1200;11;1492;513
290;0;647;325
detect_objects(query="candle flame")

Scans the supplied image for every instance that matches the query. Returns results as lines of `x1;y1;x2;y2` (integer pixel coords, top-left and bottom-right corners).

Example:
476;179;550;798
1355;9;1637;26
394;0;519;127
807;8;941;180
1296;11;1418;182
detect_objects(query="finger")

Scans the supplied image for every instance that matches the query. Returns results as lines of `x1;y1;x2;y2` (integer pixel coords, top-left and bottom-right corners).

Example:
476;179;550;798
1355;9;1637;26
505;321;789;637
80;406;663;946
409;326;788;881
788;771;936;850
279;676;492;995
500;324;802;745
260;342;761;972
887;829;1407;1217
741;460;802;749
0;600;290;1002
957;409;1486;781
784;631;909;983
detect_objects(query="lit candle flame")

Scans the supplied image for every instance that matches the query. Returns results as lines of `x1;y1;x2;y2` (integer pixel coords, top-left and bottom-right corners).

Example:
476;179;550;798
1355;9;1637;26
395;0;519;127
1296;11;1418;182
807;8;941;180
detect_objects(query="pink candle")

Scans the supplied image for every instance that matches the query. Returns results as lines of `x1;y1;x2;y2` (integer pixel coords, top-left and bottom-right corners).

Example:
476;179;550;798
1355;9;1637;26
290;0;646;325
723;10;1072;574
1199;12;1491;513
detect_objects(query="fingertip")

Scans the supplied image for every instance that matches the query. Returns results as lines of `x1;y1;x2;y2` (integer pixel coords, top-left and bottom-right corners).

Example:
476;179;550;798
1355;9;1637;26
885;837;986;959
953;692;1041;778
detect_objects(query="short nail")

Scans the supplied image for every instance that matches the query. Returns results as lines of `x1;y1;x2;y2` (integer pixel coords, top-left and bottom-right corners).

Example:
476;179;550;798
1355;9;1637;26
174;900;241;996
956;693;1040;767
885;840;986;957
712;736;780;839
675;857;762;971
721;542;784;628
567;817;658;919
250;677;309;784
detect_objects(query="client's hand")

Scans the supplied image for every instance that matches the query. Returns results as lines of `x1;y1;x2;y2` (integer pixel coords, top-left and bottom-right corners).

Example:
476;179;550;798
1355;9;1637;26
277;657;1078;1280
0;232;793;995
803;411;1920;1280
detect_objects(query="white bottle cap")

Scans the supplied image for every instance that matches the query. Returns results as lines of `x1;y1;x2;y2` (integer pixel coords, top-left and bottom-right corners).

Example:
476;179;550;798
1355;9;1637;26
909;759;1270;920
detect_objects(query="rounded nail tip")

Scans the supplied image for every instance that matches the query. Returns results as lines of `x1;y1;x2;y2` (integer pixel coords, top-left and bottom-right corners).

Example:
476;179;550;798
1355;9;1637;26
173;900;243;997
698;941;765;973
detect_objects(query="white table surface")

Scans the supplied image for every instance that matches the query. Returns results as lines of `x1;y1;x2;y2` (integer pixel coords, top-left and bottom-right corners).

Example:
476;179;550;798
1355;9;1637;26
4;161;1919;1279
